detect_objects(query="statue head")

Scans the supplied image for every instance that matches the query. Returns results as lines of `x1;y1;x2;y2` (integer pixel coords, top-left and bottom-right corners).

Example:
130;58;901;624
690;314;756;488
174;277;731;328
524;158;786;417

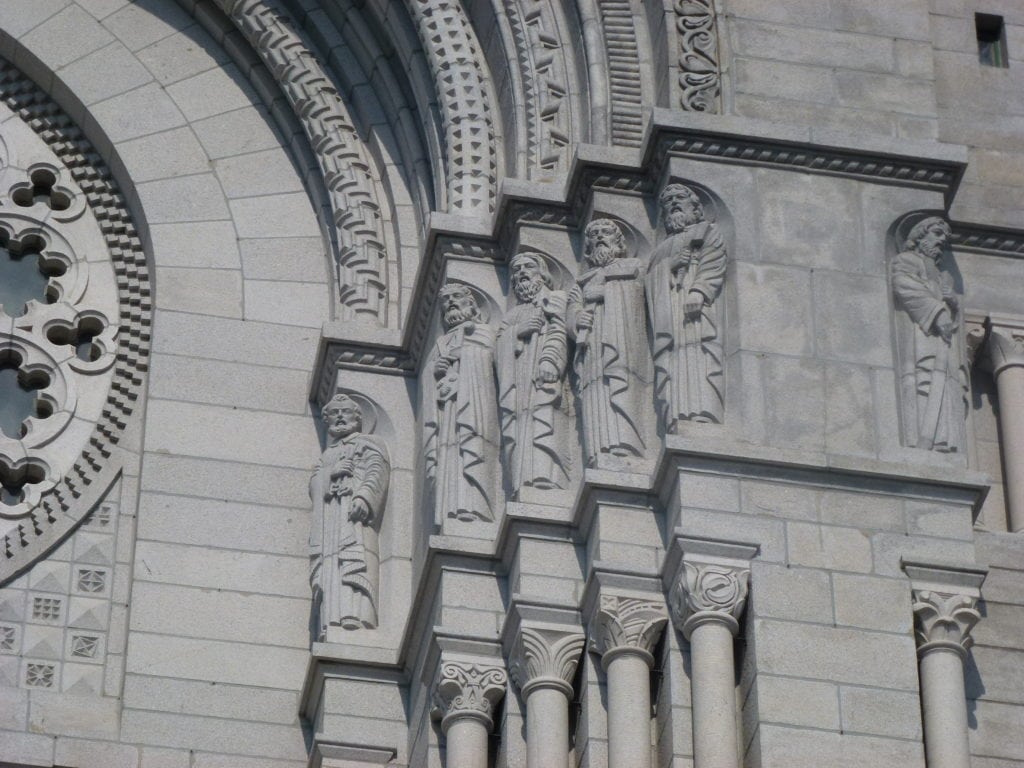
322;393;363;441
660;183;705;235
440;282;482;330
583;219;627;268
510;252;554;302
904;216;951;263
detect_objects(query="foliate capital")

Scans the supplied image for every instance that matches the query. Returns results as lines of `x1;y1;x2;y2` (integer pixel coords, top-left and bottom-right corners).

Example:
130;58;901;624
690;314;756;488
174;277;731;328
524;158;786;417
985;319;1024;375
589;594;668;669
670;560;750;639
432;659;508;732
508;625;585;699
911;590;981;659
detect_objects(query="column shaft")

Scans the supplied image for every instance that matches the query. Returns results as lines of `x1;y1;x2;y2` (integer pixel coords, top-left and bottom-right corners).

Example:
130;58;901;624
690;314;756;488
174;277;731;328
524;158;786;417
690;620;739;768
995;365;1024;532
920;649;971;768
605;651;653;768
444;717;490;768
525;686;570;768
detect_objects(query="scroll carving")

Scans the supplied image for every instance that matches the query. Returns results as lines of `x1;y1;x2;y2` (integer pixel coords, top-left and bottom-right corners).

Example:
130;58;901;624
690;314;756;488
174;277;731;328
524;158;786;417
589;594;668;661
676;0;721;112
215;0;389;324
911;590;980;658
496;253;570;492
433;659;508;729
423;284;499;522
647;184;726;429
309;393;391;635
568;219;651;468
670;561;749;638
892;217;968;453
508;626;585;696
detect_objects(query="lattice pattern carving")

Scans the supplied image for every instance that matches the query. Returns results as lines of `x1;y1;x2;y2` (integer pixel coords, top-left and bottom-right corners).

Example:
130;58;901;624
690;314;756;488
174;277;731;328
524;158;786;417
406;0;497;211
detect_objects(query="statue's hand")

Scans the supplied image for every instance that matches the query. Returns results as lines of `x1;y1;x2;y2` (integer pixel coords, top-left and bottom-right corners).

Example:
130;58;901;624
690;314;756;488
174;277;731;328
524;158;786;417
434;357;450;378
934;310;954;342
683;290;705;318
521;312;545;336
350;497;372;524
535;359;560;386
576;310;593;331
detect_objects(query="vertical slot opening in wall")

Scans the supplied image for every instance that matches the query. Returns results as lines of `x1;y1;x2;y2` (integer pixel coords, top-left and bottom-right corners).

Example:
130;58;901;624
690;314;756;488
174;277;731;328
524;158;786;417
976;13;1009;67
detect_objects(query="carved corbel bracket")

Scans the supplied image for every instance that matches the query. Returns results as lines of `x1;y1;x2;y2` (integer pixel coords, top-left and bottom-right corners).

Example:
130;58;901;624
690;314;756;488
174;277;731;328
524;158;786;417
903;560;987;659
665;535;758;639
431;656;508;733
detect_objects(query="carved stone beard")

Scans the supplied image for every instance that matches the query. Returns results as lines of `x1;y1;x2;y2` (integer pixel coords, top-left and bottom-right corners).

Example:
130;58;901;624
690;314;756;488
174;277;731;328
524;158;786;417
513;274;545;303
587;242;624;268
665;207;700;235
444;305;478;330
918;241;944;262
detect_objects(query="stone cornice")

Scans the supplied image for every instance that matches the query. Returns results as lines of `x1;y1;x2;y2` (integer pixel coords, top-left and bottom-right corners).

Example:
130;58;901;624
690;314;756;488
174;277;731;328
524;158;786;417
950;221;1024;259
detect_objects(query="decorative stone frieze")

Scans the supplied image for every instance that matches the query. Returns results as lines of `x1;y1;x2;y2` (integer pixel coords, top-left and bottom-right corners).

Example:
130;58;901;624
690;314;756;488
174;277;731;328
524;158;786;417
432;658;508;731
589;594;668;665
214;0;391;324
675;0;721;113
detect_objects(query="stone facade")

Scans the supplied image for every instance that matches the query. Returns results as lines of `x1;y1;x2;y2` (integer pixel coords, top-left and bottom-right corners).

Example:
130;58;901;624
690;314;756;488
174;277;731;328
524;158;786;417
0;2;1022;767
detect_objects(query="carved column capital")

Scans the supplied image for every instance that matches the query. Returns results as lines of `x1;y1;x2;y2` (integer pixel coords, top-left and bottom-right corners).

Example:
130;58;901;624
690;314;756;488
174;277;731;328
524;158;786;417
985;318;1024;375
911;590;981;659
670;559;751;639
589;594;669;669
432;658;508;733
508;625;585;700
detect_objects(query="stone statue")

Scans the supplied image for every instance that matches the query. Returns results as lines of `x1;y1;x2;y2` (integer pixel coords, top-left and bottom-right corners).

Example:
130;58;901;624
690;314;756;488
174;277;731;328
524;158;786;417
423;283;499;521
568;219;651;467
309;393;391;636
891;216;967;452
646;183;727;429
496;252;570;491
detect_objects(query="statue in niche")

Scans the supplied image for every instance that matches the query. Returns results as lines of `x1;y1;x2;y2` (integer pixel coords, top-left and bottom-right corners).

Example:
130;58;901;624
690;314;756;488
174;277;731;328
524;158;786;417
309;393;391;636
891;216;967;452
646;183;727;429
423;283;499;521
568;219;650;467
496;252;570;491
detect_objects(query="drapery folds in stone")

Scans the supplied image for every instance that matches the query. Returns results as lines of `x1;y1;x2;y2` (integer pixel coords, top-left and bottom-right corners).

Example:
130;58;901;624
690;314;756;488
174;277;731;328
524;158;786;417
496;253;570;492
309;393;391;635
646;183;726;429
568;219;651;467
424;283;499;523
892;216;968;453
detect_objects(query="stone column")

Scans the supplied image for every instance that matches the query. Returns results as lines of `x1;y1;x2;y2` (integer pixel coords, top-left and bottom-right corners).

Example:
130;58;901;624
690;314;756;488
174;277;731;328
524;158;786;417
433;658;508;768
508;624;585;768
904;562;987;768
982;316;1024;532
668;539;757;768
588;593;668;768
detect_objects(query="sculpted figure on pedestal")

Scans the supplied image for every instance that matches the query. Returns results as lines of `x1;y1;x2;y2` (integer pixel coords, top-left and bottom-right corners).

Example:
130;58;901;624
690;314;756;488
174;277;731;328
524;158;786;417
646;183;726;429
496;252;570;491
892;216;967;452
310;393;391;636
424;283;499;522
568;219;651;467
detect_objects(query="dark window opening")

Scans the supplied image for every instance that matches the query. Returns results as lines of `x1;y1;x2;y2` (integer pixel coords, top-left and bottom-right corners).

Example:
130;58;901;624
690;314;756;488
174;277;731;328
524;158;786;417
976;13;1009;67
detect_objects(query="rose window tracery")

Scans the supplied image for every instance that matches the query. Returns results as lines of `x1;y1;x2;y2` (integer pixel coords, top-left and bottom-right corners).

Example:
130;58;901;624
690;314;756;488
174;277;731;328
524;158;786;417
0;100;124;539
